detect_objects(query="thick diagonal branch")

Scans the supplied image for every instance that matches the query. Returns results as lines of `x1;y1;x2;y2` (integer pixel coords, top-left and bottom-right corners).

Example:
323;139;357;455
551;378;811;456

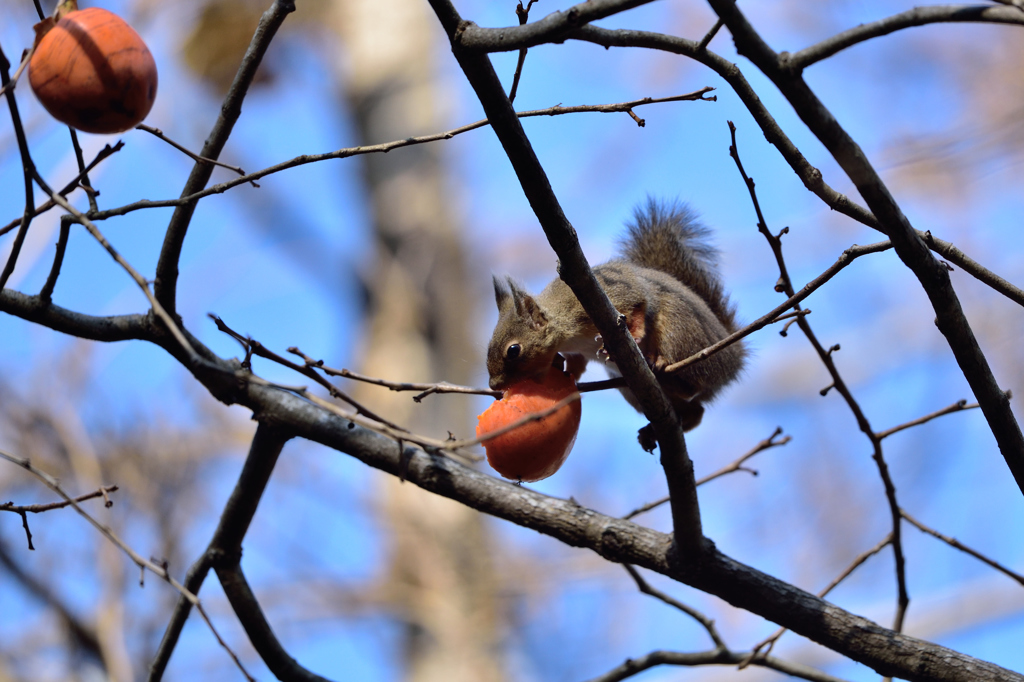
427;0;703;553
148;423;291;681
154;0;296;315
705;0;1024;497
232;380;1021;682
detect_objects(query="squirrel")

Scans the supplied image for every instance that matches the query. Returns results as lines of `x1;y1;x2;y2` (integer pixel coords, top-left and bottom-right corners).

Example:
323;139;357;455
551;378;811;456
487;199;746;450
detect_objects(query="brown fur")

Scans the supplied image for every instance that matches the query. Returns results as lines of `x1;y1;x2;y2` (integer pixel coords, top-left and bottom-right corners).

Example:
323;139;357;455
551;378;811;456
487;200;745;441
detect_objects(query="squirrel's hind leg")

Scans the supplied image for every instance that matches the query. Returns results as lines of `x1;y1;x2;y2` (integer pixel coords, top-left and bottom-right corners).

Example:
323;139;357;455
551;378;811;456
636;400;705;452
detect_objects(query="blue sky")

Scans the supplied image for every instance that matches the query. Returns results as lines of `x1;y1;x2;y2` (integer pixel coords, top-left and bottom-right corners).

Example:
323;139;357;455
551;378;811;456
2;0;1023;680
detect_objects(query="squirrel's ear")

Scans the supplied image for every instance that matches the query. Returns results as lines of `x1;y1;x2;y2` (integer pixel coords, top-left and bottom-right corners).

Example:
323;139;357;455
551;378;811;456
493;275;511;311
509;280;547;329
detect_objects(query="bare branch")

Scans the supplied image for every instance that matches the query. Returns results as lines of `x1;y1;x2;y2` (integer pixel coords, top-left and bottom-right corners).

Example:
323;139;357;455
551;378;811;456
34;175;198;361
902;510;1024;587
161;362;1024;682
0;42;37;292
664;240;891;374
149;423;290;681
726;120;910;633
1;484;118;514
218;563;334;682
428;0;704;555
0;289;151;342
154;0;297;315
136;124;251;180
507;0;538;103
0;142;123;239
623;427;790;520
209;314;403;430
287;347;501;399
585;648;852;682
0;449;252;681
706;0;1024;498
788;5;1024;71
623;564;725;648
88;91;717;223
697;18;724;50
66;125;100;216
744;533;894;664
290;348;630;402
455;0;659;52
923;232;1024;308
877;400;980;440
566;26;1024;312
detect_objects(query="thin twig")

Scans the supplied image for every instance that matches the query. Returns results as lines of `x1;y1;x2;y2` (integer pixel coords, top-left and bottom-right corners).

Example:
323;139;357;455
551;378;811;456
0;142;124;238
727;119;910;634
508;0;539;103
0;46;31;99
288;349;501;399
136;124;254;183
85;90;716;222
289;347;629;400
623;427;789;520
623;564;725;647
663;241;890;374
33;172;198;360
585;648;851;682
0;449;253;681
210;314;405;430
696;17;724;50
39;216;72;301
67;128;99;212
742;533;893;666
0;42;37;292
463;391;581;449
876;399;980;440
1;485;119;514
902;509;1024;587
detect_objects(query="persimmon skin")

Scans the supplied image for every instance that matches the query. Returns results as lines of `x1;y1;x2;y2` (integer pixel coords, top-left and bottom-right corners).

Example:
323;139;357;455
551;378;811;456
29;8;158;134
476;364;582;483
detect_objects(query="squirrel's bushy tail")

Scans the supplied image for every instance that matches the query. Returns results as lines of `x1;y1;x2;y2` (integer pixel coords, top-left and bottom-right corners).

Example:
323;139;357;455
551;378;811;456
619;198;739;331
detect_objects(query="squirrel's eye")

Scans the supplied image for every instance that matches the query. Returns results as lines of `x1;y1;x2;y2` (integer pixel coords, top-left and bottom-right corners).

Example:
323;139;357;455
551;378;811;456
506;343;521;360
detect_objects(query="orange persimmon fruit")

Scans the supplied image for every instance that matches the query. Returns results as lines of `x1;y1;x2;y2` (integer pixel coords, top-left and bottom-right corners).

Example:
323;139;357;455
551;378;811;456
476;363;582;482
29;4;158;134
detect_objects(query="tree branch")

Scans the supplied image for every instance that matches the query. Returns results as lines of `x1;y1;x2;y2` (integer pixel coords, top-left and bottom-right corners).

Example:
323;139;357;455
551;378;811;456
787;5;1024;71
0;290;151;341
427;0;704;554
585;648;851;682
218;563;334;682
566;26;1024;313
224;377;1021;682
704;0;1024;497
154;0;296;315
85;92;714;223
149;423;291;681
455;0;659;51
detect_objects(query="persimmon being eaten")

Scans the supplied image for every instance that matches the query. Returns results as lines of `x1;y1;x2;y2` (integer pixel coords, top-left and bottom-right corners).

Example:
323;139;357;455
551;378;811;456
29;4;158;134
476;363;582;483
